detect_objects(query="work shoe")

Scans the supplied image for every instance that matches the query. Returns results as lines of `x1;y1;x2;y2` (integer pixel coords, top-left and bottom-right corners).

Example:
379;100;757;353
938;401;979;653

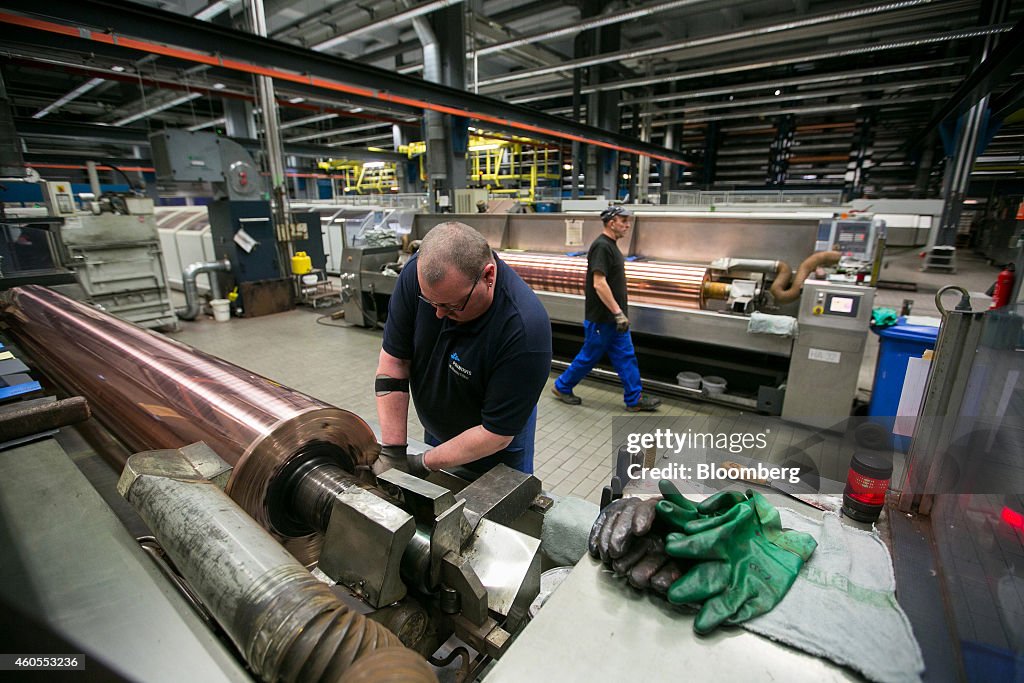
626;394;661;412
551;385;582;405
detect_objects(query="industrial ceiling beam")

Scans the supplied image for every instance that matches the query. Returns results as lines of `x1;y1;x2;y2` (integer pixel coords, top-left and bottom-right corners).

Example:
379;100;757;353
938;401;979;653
30;77;105;119
639;76;961;119
0;38;429;124
310;0;466;52
907;17;1024;147
990;79;1024;122
0;0;690;166
478;0;947;87
500;24;1010;103
13;119;407;162
24;152;153;166
473;0;718;57
620;59;967;108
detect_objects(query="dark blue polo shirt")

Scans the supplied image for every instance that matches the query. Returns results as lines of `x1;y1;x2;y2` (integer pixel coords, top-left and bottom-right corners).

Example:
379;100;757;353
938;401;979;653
382;253;552;473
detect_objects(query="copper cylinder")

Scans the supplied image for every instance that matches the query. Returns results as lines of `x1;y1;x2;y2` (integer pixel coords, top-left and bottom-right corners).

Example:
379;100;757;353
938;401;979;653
1;285;377;563
499;251;710;309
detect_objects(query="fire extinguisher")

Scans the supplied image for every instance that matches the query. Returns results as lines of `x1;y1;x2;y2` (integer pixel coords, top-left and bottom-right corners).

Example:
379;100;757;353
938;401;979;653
989;263;1016;309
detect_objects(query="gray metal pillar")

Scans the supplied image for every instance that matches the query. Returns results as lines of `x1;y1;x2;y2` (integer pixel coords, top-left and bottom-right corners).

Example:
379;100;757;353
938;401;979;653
222;99;255;139
434;6;467;195
844;112;874;202
703;120;720;189
913;132;936;198
415;6;467;211
636;101;653;203
392;123;414;194
934;0;1008;249
934;103;988;248
247;0;290;255
582;0;620;199
587;85;620;199
0;72;27;178
768;115;795;186
570;31;588;200
86;160;102;196
661;123;676;203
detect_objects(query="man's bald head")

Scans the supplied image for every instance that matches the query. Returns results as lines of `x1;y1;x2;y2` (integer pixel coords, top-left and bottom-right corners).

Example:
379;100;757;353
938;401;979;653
418;221;493;284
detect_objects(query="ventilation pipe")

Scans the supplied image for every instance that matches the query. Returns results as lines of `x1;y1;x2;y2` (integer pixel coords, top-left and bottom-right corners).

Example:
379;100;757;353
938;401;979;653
177;259;231;321
769;251;841;305
412;16;448;211
710;258;781;275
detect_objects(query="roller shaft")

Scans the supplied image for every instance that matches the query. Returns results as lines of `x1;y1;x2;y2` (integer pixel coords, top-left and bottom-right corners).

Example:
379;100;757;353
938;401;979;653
0;285;378;562
499;251;709;309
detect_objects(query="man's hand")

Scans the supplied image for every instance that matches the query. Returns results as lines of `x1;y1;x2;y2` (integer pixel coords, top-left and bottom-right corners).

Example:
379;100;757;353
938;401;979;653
374;444;408;475
406;451;432;479
374;444;433;479
614;311;630;332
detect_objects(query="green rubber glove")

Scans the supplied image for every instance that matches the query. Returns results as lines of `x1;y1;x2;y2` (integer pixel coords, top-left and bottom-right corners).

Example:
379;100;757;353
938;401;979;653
662;490;817;634
871;307;899;327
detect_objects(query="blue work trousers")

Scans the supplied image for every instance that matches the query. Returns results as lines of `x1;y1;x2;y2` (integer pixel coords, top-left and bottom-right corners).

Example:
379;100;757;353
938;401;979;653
555;321;642;406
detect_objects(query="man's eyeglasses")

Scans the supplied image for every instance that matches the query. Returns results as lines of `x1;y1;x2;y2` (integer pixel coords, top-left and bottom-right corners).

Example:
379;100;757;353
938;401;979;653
419;268;485;313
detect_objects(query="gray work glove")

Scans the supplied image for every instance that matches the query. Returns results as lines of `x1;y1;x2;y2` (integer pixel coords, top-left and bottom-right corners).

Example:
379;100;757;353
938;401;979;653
588;497;688;593
374;444;433;479
406;451;432;479
374;443;408;475
614;311;630;333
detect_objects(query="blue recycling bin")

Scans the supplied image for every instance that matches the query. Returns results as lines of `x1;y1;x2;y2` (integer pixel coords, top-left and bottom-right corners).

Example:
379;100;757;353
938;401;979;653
868;318;940;450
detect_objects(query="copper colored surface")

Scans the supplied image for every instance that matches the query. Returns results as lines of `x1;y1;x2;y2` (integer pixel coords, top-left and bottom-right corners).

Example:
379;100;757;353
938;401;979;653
499;251;709;309
703;281;731;301
1;285;377;562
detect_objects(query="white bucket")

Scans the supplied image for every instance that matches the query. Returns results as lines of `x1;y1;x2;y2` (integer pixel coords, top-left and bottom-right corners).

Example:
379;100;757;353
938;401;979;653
301;273;318;286
676;371;702;390
210;299;231;323
702;375;727;396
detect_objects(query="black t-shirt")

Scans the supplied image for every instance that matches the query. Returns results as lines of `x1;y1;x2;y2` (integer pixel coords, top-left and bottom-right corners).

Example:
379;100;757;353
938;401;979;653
585;234;628;323
382;253;552;468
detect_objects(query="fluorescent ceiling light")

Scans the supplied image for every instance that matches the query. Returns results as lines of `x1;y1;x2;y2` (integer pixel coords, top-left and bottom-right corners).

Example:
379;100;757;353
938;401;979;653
311;1;465;52
187;117;227;131
279;113;338;130
112;92;202;126
193;0;238;21
32;78;106;119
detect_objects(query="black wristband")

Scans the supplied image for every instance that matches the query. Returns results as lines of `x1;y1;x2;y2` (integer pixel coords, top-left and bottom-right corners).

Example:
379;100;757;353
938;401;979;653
375;376;409;396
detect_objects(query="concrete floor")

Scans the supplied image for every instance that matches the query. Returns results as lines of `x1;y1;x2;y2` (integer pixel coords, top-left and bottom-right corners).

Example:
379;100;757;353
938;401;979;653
169;248;1003;505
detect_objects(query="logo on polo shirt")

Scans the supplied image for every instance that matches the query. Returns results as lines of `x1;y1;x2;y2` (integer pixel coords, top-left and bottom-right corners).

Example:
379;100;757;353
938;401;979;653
448;351;472;380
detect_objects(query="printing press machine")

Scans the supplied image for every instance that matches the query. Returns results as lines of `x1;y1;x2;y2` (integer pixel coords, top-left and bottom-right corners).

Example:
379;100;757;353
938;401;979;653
341;211;881;426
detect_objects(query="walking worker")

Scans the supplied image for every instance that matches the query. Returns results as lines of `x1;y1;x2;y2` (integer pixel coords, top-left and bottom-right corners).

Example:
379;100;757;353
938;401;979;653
551;206;661;412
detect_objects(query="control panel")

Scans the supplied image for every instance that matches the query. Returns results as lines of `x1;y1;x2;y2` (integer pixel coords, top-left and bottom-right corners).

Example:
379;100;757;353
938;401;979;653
42;181;76;216
815;217;883;264
798;280;874;331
